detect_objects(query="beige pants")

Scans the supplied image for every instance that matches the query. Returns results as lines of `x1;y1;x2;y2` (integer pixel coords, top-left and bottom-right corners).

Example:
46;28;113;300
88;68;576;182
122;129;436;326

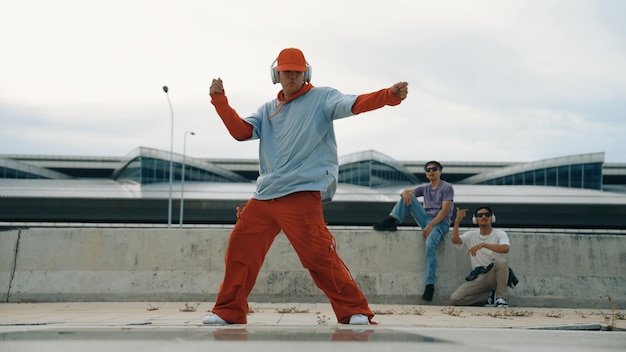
450;258;510;306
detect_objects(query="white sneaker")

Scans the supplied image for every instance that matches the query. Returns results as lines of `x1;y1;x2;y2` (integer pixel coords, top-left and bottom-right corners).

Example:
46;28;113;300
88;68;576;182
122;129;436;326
202;313;229;325
495;297;509;308
348;314;369;325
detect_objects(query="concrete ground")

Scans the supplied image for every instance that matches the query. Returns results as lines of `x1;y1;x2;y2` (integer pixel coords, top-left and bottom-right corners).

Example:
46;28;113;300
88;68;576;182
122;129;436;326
1;302;625;351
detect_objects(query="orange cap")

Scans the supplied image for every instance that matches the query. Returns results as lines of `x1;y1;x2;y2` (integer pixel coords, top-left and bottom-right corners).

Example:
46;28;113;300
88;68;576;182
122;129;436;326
276;48;307;72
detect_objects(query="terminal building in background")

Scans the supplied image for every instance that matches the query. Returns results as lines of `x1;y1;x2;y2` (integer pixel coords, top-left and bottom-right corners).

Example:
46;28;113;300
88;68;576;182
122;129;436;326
1;148;625;229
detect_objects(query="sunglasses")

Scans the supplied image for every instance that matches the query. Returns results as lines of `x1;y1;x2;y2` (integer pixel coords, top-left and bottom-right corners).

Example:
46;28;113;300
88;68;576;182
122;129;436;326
425;167;440;172
475;212;492;218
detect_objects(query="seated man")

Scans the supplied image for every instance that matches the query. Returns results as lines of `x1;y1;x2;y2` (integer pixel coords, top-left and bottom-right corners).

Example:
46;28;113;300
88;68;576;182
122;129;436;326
450;206;514;307
372;160;454;302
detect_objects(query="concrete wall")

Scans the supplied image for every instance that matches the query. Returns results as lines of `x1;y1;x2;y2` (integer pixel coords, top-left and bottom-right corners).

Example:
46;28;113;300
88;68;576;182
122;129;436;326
1;227;624;308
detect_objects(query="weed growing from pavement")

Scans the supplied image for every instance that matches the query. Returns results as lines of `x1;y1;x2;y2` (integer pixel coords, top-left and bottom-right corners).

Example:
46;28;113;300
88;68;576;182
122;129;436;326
473;307;533;319
276;306;310;314
146;303;160;311
372;306;425;315
401;306;426;315
247;305;263;313
575;310;588;318
544;310;563;318
593;296;625;331
274;306;310;324
316;313;330;325
179;303;199;312
441;306;464;317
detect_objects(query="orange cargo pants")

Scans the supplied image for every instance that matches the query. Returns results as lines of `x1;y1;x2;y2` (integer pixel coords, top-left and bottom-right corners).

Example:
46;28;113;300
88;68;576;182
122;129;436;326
210;191;374;324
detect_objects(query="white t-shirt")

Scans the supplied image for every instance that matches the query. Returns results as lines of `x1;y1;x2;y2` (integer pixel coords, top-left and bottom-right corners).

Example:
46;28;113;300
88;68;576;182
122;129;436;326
456;228;510;269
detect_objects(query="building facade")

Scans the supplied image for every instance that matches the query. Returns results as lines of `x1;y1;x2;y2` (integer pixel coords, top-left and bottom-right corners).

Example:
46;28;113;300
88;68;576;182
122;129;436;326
1;148;625;229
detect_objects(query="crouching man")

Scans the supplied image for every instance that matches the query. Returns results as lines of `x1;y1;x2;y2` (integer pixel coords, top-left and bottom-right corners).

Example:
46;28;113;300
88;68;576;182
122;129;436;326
450;206;517;307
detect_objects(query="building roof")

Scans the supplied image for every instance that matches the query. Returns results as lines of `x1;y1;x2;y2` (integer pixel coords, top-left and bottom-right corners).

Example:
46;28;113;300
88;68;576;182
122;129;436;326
2;148;626;228
458;152;604;185
0;158;72;179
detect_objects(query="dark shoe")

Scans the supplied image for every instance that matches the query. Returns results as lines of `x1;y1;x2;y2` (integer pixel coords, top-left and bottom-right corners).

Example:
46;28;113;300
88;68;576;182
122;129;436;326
422;284;434;301
373;216;398;231
484;290;496;307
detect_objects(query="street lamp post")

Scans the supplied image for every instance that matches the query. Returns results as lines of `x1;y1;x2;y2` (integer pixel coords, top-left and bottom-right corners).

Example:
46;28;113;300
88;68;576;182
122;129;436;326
162;85;174;228
179;131;195;228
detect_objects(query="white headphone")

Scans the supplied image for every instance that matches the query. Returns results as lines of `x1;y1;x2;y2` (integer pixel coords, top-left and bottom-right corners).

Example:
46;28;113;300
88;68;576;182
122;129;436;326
472;210;496;224
270;58;312;84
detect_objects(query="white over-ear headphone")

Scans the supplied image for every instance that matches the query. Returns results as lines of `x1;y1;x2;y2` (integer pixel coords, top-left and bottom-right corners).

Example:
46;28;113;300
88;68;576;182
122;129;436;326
270;58;312;84
472;210;496;224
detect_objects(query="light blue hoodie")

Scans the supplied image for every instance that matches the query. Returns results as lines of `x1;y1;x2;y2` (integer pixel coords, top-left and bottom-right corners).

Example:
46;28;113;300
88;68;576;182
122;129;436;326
243;86;357;202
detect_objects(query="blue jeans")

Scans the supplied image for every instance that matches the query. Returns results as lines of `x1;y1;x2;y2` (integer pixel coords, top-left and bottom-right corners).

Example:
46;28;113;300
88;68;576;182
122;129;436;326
389;193;450;285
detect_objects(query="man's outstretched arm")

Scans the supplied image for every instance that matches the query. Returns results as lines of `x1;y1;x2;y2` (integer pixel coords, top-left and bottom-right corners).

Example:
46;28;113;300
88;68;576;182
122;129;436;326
351;81;408;114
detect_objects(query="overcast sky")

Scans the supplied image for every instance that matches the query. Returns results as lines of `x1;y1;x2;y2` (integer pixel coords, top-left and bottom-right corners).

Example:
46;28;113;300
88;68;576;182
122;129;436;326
1;0;625;164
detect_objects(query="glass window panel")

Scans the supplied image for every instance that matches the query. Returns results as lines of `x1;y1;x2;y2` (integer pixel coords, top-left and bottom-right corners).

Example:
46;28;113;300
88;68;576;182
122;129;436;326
534;169;546;186
523;171;534;185
546;167;557;186
558;165;570;187
570;164;583;188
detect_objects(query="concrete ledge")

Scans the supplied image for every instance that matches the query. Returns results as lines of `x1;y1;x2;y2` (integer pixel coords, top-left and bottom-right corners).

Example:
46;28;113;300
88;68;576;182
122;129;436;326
1;227;624;308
